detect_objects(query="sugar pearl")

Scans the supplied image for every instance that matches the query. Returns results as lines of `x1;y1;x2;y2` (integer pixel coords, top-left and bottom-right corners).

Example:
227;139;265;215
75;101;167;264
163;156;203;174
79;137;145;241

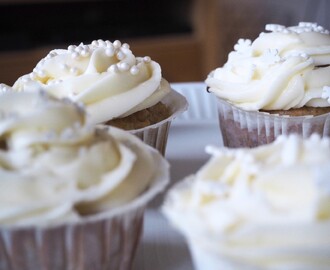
118;62;130;71
122;43;130;49
143;56;151;63
81;50;90;57
70;67;79;75
130;66;139;75
116;51;125;60
109;64;119;73
98;39;106;47
71;52;79;59
113;40;121;49
68;45;76;51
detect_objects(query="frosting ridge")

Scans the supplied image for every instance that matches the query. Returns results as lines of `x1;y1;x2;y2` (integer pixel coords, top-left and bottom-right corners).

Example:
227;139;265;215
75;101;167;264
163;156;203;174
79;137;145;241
13;40;171;124
163;134;330;269
0;90;159;226
206;22;330;110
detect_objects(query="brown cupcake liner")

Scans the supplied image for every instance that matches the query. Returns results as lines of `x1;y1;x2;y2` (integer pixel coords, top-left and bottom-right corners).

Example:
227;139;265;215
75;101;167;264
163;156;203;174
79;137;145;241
217;97;330;148
0;147;169;270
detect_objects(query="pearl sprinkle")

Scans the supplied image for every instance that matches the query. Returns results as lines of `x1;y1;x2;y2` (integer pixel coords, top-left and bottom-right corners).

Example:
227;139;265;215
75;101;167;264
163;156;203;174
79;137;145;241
266;22;330;34
322;86;330;103
0;84;10;93
143;56;151;63
59;39;153;76
130;66;139;75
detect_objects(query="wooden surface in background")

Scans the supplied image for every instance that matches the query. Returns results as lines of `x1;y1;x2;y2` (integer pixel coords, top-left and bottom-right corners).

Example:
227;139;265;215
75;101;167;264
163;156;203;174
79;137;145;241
0;0;218;85
1;0;329;85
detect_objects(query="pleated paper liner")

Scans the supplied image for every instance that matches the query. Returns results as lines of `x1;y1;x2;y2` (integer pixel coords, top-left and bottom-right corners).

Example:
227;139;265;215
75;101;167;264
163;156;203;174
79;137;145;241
0;145;169;270
217;97;330;148
100;89;188;156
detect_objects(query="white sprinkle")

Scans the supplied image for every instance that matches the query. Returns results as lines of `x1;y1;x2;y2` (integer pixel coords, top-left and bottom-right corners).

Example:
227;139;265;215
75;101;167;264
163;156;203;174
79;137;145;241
118;62;130;71
261;48;281;64
122;43;130;49
75;46;83;53
81;50;90;57
68;45;76;51
98;39;106;47
130;66;139;75
143;56;151;63
322;86;330;103
70;67;79;75
265;24;285;32
113;40;121;49
105;40;112;47
92;40;99;46
233;39;252;55
71;52;79;59
268;22;330;35
116;51;125;60
109;64;119;73
0;84;9;93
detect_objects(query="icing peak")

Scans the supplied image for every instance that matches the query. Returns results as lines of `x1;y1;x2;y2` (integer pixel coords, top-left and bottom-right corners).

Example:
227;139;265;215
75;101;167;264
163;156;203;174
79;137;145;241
13;39;171;124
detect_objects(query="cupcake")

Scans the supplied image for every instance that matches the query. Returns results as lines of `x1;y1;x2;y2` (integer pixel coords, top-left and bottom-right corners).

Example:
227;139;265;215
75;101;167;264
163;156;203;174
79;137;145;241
0;90;169;269
206;22;330;147
12;39;187;154
163;134;330;270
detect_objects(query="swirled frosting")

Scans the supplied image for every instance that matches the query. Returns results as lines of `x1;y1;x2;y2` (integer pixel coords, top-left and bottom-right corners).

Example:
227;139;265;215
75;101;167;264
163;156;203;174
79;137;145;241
13;39;171;124
0;90;164;227
206;22;330;110
163;134;330;269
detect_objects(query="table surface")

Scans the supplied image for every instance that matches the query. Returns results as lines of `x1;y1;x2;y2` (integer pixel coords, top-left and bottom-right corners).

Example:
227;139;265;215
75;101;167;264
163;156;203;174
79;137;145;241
133;82;223;270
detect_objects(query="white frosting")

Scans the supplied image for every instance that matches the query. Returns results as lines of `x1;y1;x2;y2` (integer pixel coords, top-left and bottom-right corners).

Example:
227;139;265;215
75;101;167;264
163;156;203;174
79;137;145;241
163;134;330;269
13;40;171;124
0;90;160;227
206;22;330;110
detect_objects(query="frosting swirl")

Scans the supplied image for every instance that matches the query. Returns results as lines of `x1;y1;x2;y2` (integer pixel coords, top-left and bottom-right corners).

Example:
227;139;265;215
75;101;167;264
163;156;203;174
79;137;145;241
163;134;330;269
0;90;160;227
13;40;171;124
206;22;330;110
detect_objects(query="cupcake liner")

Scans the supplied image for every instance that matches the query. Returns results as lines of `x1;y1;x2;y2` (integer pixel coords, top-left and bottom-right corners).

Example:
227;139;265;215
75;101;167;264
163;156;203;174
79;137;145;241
129;89;188;155
217;97;330;148
0;147;169;270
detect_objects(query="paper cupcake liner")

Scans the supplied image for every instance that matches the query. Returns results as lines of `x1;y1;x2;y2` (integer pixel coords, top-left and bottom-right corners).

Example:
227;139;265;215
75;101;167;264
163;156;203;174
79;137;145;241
129;89;188;155
0;147;169;270
217;97;330;148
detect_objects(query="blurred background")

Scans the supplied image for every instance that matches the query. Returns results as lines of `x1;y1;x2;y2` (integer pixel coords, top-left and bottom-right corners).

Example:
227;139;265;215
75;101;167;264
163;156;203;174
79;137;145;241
0;0;329;85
